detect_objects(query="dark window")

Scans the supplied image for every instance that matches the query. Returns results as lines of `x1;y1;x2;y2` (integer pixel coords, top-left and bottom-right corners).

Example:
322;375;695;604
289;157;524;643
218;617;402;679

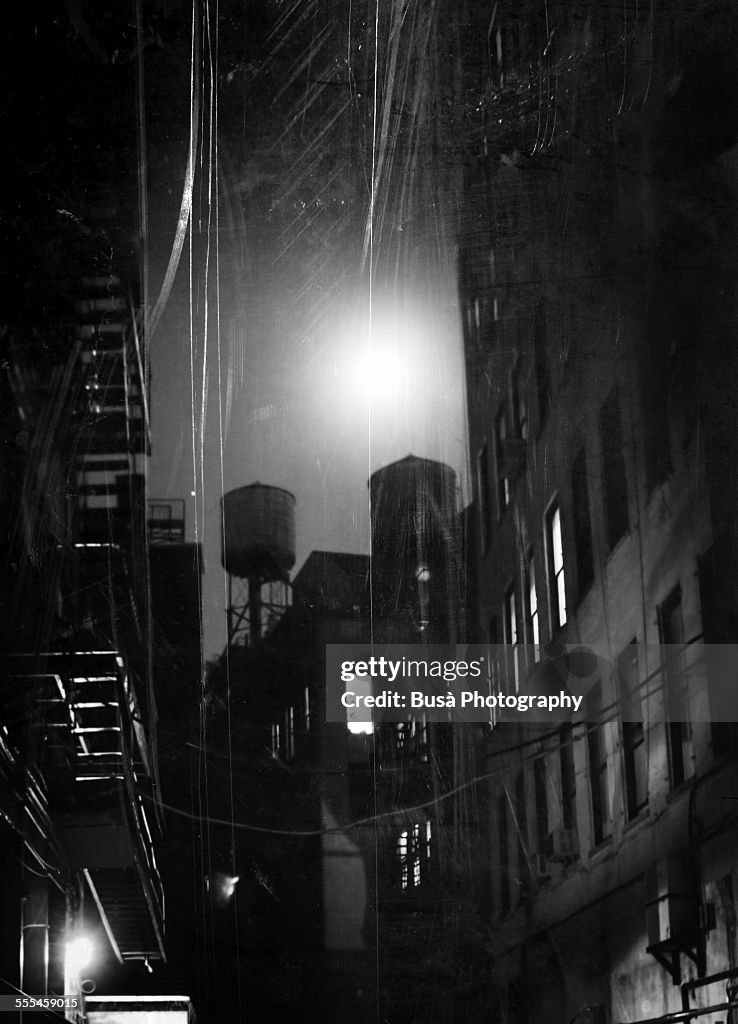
476;442;492;551
498;792;510;915
586;682;611;845
559;724;577;832
534;755;548;852
571;448;594;597
600;387;629;550
698;551;738;756
659;587;691;788
545;502;567;629
533;301;551;431
495;406;510;513
618;642;647;819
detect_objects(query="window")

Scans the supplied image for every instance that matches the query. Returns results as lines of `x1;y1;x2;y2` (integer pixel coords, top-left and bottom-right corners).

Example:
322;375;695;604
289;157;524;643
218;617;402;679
397;823;427;891
533;300;551;431
271;723;281;759
476;442;492;551
559;724;577;832
304;686;311;732
586;683;611;845
546;502;567;629
495;406;510;513
504;585;521;691
498;792;510;915
571;448;594;597
659;588;692;788
397;831;409;889
527;553;540;660
534;754;548;853
600;387;629;550
697;552;738;756
285;706;295;760
618;642;647;819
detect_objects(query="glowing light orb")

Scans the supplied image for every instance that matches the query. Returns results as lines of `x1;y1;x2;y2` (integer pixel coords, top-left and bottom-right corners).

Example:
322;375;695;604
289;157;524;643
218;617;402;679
65;935;94;977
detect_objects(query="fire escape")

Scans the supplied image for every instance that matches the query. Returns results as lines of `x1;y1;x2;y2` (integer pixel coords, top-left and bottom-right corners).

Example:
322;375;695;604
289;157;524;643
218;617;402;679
2;255;165;966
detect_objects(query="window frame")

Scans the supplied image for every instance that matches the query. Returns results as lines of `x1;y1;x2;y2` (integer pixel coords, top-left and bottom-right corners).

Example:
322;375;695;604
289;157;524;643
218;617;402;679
504;583;522;692
659;586;692;789
526;550;541;661
545;499;567;631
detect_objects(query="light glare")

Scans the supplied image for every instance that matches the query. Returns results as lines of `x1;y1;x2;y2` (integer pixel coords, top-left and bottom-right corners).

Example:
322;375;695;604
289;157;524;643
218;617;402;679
65;935;94;976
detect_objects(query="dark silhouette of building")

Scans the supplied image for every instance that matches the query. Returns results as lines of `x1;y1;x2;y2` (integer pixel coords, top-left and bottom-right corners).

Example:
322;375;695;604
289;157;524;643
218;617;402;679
202;455;488;1022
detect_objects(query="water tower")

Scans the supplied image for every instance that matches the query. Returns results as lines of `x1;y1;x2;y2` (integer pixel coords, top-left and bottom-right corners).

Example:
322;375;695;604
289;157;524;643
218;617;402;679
369;455;460;643
221;484;296;646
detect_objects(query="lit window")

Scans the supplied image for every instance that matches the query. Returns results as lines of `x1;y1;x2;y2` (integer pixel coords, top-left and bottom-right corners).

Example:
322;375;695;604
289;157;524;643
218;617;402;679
546;502;567;629
271;723;280;759
304;686;311;732
527;554;540;660
397;831;409;890
396;824;426;890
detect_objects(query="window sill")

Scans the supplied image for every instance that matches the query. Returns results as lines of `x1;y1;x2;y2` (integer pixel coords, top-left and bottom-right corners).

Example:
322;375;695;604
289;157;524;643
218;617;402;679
588;836;614;861
622;806;649;833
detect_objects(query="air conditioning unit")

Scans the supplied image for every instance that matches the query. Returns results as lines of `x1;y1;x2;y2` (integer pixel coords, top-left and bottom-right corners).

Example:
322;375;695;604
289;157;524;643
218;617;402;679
645;856;700;948
501;437;527;478
544;827;579;863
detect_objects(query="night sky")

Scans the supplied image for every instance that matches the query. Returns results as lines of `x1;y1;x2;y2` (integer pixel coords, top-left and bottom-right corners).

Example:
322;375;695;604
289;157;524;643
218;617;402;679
138;0;469;657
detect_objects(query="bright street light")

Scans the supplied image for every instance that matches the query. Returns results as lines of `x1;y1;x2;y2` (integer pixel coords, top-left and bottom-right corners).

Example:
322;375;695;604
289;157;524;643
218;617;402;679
65;935;94;978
